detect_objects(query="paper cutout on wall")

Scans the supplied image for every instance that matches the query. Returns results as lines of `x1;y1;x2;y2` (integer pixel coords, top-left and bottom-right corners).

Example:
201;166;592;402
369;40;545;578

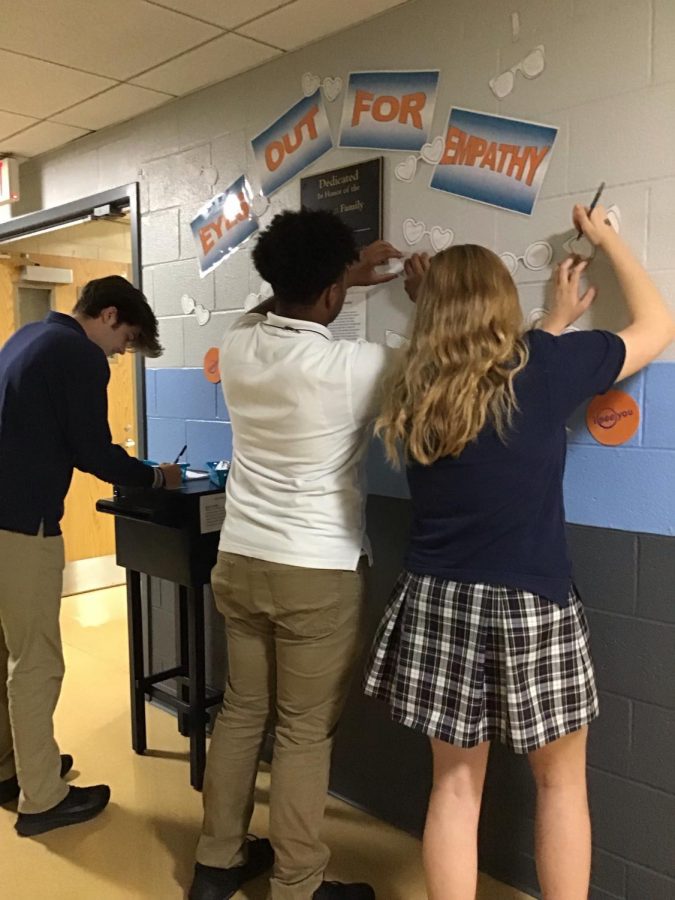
190;175;258;277
385;330;409;349
251;91;333;197
511;11;520;41
203;347;220;383
302;72;343;102
200;165;219;186
430;107;557;216
527;307;580;334
339;70;440;152
181;293;211;326
489;45;545;99
394;136;445;182
500;240;553;276
586;389;640;446
245;281;274;311
403;217;454;253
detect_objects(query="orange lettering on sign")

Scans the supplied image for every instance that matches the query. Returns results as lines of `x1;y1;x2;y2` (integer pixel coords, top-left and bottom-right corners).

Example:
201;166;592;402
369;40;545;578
352;90;427;129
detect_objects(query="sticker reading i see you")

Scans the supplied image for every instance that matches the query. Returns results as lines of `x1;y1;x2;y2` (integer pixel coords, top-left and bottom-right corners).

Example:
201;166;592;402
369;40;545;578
252;91;333;197
430;107;558;215
339;70;440;152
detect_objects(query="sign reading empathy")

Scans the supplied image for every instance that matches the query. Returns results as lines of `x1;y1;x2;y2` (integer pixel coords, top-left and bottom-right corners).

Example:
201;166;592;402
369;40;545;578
191;176;257;277
430;107;558;215
339;70;440;152
251;91;333;197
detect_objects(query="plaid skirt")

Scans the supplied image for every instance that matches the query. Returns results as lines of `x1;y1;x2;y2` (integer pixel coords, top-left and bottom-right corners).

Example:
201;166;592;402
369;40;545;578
363;572;598;754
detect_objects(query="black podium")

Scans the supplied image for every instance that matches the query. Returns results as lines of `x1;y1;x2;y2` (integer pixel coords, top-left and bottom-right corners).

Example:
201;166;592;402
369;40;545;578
97;480;225;790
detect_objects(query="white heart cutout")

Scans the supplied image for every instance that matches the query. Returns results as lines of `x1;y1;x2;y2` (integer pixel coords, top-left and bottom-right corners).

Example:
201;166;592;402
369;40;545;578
605;205;621;233
195;304;211;326
322;76;343;102
301;72;321;97
420;136;444;165
403;218;426;245
251;195;269;217
395;156;418;183
430;226;454;253
181;294;196;315
245;292;261;311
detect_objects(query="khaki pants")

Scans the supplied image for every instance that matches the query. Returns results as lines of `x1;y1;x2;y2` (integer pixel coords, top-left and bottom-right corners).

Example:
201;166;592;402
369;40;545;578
197;552;366;900
0;528;69;814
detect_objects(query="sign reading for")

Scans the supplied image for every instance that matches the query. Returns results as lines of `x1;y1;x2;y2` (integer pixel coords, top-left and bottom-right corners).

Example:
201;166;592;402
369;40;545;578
190;176;257;277
251;91;333;198
586;390;640;446
430;107;557;215
339;70;439;152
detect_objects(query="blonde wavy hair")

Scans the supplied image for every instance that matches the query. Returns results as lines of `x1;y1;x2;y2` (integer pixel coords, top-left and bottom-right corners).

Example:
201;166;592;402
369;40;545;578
376;244;529;466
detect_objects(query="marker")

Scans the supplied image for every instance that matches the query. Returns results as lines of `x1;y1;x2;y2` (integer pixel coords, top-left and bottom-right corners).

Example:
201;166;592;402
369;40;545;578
577;181;605;239
173;444;187;464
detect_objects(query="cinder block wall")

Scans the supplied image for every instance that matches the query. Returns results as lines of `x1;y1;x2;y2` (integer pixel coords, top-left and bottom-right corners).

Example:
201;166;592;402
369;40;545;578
9;1;675;897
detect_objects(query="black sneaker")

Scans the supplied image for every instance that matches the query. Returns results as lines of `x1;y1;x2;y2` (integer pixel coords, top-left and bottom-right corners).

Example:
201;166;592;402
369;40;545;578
189;837;274;900
15;783;110;836
313;883;376;899
0;754;74;805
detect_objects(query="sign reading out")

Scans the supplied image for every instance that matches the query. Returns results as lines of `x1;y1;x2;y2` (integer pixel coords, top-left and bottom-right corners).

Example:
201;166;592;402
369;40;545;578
251;91;333;198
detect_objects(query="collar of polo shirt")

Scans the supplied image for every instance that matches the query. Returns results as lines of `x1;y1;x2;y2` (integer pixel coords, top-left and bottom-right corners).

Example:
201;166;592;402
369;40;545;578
263;312;333;341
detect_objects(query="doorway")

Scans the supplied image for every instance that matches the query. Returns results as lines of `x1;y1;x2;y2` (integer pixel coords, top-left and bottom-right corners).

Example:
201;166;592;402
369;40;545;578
0;185;145;593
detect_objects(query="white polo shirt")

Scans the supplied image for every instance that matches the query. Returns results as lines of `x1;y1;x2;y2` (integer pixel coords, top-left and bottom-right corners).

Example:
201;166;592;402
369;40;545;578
218;311;395;571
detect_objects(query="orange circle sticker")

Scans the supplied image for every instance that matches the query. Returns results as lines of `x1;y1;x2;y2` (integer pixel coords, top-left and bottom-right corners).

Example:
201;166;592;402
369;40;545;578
586;389;640;446
203;347;220;384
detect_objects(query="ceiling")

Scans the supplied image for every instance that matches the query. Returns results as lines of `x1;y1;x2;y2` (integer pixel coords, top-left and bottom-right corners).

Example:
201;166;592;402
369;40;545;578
0;0;410;159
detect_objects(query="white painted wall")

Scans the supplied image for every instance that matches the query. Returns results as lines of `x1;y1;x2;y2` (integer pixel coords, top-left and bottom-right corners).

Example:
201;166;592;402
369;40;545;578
7;0;675;365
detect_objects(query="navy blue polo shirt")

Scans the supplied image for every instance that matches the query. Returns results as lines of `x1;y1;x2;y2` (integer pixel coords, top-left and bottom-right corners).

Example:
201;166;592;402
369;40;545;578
0;311;153;536
404;329;626;606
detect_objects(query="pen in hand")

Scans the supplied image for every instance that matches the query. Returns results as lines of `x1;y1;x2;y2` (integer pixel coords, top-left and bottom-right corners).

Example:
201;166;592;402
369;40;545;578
576;181;605;239
173;444;187;464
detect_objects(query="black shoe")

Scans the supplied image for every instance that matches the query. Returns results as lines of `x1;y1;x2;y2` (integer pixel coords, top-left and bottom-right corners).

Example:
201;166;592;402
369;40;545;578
313;883;376;900
0;754;74;805
189;837;274;900
15;783;110;836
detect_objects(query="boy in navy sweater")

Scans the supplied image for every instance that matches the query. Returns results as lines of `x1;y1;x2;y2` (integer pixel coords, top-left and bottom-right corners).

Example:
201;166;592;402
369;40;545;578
0;275;181;836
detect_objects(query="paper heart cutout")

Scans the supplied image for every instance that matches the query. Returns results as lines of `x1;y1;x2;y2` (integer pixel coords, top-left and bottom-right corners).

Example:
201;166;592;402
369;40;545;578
201;165;218;185
563;234;595;260
181;294;196;315
322;76;343;101
245;292;261;311
385;330;408;349
251;195;269;217
403;218;426;245
430;226;454;252
395;156;418;183
302;72;321;97
420;136;444;165
260;281;274;300
605;204;621;233
195;304;211;326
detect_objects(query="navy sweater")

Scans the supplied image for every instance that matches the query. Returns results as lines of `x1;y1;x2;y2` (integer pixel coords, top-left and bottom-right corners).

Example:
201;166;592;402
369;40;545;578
0;312;153;536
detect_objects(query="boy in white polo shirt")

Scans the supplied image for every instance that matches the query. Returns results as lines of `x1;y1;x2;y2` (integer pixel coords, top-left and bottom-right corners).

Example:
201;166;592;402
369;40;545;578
189;210;404;900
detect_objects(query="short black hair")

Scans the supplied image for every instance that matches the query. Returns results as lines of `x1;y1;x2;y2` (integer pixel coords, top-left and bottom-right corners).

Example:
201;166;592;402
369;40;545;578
252;208;358;306
73;275;162;358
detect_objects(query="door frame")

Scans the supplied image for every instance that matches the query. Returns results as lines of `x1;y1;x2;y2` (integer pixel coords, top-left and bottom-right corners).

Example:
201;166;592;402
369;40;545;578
0;183;147;456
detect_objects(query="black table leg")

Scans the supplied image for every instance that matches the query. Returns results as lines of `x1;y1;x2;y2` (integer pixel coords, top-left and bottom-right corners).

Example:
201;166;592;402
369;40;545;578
187;585;207;790
126;569;147;754
177;587;190;737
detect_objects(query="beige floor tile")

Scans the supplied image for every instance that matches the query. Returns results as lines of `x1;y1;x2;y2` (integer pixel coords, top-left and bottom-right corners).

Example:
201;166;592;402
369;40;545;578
0;586;534;899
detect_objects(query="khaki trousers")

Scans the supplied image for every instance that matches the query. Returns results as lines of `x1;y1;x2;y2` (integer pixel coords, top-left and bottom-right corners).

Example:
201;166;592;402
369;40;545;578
197;552;366;900
0;528;69;814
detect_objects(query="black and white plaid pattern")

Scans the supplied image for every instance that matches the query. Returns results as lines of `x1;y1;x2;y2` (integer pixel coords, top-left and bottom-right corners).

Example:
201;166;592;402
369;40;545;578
364;573;598;753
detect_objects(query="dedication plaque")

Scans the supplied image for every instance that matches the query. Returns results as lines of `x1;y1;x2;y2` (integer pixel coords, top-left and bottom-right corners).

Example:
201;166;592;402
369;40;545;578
301;158;383;249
